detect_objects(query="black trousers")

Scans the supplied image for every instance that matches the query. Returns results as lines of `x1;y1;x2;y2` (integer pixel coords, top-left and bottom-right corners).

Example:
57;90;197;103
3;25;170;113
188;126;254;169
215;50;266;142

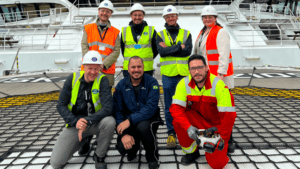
116;118;160;162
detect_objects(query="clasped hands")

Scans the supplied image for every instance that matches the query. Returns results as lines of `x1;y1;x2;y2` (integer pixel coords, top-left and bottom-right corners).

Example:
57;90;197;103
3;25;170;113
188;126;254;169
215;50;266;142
117;119;134;150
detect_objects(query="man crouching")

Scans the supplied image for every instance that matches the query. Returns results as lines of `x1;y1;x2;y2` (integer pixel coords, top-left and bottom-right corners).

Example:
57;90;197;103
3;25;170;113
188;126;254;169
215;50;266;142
50;51;115;169
113;56;162;169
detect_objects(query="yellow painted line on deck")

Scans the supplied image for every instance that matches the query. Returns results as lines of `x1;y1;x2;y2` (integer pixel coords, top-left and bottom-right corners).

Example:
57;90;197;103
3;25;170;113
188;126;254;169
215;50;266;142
0;87;299;108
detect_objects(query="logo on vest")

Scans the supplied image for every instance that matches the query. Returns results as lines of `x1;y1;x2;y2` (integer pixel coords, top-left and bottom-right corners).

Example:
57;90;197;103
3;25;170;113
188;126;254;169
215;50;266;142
143;32;148;35
91;57;97;62
134;44;142;49
167;8;172;12
92;89;99;94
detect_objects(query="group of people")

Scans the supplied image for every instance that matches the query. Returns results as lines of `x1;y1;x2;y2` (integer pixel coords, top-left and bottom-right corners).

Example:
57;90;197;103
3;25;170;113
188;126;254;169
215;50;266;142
50;1;237;169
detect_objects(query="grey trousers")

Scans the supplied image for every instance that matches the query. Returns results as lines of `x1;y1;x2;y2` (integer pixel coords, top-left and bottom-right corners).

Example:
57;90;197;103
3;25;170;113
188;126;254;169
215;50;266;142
50;116;116;169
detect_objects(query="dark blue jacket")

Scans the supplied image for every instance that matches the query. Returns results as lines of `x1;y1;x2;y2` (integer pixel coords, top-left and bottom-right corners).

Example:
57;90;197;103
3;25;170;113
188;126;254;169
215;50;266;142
113;74;160;126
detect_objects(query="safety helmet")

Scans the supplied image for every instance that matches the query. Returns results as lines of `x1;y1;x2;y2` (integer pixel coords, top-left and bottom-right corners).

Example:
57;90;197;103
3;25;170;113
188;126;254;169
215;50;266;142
201;6;218;16
130;3;145;15
82;51;103;65
98;0;114;13
162;5;179;17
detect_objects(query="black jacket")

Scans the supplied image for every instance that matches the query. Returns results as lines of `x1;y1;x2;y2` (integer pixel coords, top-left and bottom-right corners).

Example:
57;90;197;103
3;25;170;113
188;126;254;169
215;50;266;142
57;73;113;127
120;20;158;59
156;23;192;57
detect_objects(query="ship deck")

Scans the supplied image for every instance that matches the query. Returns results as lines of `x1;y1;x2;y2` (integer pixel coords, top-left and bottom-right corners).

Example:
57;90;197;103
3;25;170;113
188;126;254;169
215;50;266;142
0;68;300;169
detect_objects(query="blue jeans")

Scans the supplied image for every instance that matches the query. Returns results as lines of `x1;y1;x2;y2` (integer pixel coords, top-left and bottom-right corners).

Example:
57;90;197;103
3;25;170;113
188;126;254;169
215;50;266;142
162;75;185;135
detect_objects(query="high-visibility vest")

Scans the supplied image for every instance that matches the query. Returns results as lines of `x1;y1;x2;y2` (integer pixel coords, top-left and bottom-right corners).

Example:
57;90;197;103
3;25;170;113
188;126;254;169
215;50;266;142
172;73;235;154
196;25;234;77
122;25;154;71
85;23;120;74
67;71;105;112
157;29;190;76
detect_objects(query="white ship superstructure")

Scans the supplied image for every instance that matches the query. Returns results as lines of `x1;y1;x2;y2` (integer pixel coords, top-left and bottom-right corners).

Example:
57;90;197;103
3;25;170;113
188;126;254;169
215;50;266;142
0;0;299;75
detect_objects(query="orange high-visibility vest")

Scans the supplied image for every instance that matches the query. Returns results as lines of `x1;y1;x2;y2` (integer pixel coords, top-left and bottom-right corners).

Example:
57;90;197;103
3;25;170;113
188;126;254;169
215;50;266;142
196;25;233;77
84;23;120;74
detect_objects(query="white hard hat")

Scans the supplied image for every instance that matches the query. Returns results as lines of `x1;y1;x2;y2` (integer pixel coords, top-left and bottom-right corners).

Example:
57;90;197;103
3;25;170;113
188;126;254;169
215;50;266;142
82;51;103;65
162;5;179;17
98;0;114;13
130;3;145;15
201;6;218;16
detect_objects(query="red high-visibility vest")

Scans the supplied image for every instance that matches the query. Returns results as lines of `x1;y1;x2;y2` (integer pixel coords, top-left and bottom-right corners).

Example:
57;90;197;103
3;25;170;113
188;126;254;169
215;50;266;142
84;23;120;74
196;25;233;77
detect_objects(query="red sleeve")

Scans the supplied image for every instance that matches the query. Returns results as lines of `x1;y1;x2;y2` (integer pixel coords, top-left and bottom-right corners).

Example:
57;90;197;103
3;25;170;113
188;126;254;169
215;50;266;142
170;104;191;131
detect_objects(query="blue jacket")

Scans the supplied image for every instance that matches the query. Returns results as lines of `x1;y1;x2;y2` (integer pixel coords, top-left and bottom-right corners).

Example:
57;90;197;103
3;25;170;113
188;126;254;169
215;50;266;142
113;74;160;126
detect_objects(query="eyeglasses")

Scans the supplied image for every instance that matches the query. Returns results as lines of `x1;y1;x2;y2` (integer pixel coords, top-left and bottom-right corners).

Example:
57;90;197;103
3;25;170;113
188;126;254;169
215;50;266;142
164;14;177;20
99;9;112;14
189;66;205;72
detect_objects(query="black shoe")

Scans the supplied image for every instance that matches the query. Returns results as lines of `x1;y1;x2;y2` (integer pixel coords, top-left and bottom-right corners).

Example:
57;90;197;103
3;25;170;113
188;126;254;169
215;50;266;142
148;161;160;169
228;141;235;153
127;154;138;162
78;135;92;156
93;153;107;169
181;150;200;166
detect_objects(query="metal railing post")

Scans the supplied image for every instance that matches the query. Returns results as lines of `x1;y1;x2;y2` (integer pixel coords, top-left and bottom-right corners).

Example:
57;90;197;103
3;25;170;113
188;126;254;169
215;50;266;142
32;28;37;50
275;23;282;45
4;29;10;51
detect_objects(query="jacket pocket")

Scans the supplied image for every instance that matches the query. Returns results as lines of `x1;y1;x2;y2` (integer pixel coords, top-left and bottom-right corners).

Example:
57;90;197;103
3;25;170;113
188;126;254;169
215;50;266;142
201;96;221;125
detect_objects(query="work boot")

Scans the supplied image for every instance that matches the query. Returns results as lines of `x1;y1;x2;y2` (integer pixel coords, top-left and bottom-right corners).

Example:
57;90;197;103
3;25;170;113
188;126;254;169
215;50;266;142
93;153;107;169
148;161;160;169
227;134;235;153
181;150;200;166
78;135;92;156
127;154;138;162
167;133;176;149
228;141;235;153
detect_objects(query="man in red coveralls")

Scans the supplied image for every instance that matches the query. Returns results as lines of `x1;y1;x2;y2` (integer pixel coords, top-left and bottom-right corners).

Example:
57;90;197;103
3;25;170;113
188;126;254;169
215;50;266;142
170;54;236;169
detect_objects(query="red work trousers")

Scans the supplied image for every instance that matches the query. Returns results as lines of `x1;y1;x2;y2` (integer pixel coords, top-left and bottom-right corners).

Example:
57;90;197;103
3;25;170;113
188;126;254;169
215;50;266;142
173;110;236;169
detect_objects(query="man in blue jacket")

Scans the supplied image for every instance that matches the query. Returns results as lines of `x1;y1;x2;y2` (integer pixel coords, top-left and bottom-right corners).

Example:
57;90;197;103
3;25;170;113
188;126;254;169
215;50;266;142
113;56;161;169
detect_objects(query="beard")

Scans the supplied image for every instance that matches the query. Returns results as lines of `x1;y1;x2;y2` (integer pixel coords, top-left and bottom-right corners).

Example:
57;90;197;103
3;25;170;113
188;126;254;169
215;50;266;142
193;72;207;84
131;72;143;80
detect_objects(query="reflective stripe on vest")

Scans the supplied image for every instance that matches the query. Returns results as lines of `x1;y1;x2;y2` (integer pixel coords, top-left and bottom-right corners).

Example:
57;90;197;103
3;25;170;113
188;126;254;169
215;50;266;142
184;75;220;96
172;99;186;107
88;41;115;50
85;23;120;74
122;26;154;71
209;58;233;66
182;141;198;154
68;71;104;112
217;106;235;112
158;29;190;76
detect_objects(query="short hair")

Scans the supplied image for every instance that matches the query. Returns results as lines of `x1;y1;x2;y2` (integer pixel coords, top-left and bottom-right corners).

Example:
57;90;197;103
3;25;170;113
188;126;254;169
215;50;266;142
188;54;207;68
128;56;143;65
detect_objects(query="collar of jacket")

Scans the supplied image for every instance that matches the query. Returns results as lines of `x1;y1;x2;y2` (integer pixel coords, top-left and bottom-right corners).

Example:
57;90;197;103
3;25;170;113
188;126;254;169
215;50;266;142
164;23;180;33
124;73;145;89
96;18;111;30
189;70;212;90
129;20;148;33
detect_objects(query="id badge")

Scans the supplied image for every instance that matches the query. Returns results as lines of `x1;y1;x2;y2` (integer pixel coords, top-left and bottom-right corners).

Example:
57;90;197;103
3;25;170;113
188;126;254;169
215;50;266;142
99;45;105;51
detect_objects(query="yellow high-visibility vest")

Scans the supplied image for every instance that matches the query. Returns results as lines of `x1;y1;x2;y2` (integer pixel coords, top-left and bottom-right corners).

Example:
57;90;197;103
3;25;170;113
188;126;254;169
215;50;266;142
157;29;190;76
122;25;154;71
67;71;105;112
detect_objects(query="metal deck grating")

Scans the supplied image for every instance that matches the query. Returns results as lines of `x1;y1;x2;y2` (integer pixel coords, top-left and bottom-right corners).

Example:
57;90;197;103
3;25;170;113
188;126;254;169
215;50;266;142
0;94;300;168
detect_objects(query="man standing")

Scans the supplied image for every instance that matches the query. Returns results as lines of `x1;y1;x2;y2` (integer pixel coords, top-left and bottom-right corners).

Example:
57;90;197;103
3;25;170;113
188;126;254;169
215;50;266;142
156;5;192;148
113;56;161;169
82;0;120;88
170;54;236;168
50;51;115;169
121;3;158;77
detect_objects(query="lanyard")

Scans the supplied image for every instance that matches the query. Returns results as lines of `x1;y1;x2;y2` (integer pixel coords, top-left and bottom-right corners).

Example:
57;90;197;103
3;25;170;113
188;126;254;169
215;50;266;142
166;31;177;46
98;27;108;41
